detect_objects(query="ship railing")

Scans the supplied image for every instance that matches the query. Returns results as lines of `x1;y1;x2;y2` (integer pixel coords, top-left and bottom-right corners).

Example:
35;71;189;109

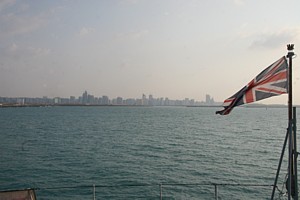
15;182;280;199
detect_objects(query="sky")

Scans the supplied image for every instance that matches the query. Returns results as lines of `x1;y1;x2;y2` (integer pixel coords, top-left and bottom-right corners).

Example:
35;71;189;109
0;0;300;104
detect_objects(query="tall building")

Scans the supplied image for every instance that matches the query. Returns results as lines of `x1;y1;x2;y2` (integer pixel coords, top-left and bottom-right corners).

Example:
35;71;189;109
142;94;148;105
164;97;169;106
125;98;136;105
205;94;215;105
70;96;76;104
87;94;94;104
116;97;123;105
149;94;154;106
102;96;109;105
136;99;143;105
183;98;189;106
82;91;88;104
206;94;211;104
54;97;61;104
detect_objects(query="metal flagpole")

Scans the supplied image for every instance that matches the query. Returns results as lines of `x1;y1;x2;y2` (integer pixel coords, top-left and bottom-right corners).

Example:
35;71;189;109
271;44;296;200
289;120;293;200
293;106;298;200
287;44;295;199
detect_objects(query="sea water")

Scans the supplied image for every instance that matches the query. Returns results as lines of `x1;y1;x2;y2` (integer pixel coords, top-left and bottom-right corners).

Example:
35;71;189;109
0;106;298;199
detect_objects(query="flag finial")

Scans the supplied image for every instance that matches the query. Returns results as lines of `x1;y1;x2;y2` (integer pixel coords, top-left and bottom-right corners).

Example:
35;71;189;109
287;44;295;58
286;44;295;58
287;44;294;51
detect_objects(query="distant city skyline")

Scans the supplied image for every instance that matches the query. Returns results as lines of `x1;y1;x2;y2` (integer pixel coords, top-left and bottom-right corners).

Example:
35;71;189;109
0;91;219;106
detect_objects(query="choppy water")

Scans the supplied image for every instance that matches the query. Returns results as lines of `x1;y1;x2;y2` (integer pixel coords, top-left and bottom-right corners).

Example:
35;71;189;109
0;106;298;199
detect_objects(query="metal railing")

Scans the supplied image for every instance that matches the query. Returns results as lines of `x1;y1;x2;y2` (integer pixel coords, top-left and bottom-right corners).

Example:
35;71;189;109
29;182;278;199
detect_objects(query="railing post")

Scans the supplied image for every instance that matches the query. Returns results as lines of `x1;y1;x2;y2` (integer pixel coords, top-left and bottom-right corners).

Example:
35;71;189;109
214;184;218;200
160;183;163;200
93;184;96;200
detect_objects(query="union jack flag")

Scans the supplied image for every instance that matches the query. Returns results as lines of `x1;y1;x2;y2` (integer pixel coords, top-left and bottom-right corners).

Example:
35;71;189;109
216;56;288;115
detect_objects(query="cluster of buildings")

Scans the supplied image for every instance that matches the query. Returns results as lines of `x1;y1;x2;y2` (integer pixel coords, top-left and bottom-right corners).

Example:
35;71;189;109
0;91;219;106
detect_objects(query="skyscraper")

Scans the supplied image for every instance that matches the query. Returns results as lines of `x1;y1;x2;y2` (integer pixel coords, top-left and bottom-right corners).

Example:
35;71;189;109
82;91;88;104
102;96;109;105
149;94;154;106
142;94;147;105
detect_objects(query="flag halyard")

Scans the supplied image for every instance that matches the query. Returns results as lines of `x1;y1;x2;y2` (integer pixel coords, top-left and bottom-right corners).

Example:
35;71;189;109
216;56;288;115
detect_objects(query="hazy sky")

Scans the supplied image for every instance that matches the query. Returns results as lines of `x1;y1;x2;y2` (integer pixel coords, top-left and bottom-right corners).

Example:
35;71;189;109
1;0;300;104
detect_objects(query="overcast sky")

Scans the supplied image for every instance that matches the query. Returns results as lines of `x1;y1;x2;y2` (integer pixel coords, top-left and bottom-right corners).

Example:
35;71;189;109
0;0;300;104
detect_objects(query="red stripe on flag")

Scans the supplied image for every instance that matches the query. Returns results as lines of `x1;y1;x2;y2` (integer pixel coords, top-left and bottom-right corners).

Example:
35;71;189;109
244;89;254;103
256;87;287;94
258;71;287;86
244;80;255;103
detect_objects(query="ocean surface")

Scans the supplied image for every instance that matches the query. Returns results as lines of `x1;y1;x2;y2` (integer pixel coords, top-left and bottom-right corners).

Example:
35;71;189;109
0;106;298;199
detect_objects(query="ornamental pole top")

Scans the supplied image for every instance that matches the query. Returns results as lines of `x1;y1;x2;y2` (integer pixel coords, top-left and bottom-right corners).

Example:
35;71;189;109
287;44;294;57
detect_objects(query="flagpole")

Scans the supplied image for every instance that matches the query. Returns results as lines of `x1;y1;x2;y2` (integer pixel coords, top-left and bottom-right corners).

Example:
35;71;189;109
287;44;294;127
271;46;295;200
287;44;295;199
293;106;298;200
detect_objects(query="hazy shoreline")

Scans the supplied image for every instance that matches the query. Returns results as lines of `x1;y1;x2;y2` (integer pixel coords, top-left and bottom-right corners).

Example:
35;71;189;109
1;103;298;108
